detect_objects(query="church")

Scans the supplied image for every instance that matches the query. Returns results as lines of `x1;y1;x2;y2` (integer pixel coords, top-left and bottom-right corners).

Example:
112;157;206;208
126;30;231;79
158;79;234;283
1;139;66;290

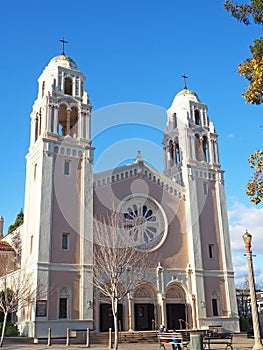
1;49;239;339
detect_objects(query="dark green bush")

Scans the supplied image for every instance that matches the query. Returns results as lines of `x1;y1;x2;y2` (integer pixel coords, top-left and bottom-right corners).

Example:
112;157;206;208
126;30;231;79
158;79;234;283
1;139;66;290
239;316;252;332
0;322;20;337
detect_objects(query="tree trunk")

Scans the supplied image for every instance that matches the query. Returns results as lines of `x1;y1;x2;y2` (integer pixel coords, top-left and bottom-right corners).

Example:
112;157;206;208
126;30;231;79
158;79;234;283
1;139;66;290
0;311;8;347
112;298;119;350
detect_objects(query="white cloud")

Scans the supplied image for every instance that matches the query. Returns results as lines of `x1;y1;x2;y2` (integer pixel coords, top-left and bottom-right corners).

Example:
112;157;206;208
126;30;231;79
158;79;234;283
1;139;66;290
232;255;249;287
228;200;263;252
228;200;263;288
232;254;263;289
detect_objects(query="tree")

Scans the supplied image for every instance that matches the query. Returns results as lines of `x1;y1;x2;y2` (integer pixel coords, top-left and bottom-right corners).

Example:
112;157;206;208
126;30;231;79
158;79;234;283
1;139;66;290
224;1;263;203
246;149;263;204
224;1;263;104
0;267;42;347
11;230;22;268
92;212;154;350
236;278;252;331
7;209;24;234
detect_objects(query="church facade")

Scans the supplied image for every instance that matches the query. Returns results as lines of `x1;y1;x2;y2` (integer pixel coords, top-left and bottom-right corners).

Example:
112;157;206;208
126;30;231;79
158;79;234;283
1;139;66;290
2;52;239;338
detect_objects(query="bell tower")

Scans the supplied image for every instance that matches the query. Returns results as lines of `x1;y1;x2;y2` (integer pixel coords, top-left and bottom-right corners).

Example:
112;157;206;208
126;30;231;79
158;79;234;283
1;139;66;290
163;87;238;329
163;88;220;183
20;48;94;338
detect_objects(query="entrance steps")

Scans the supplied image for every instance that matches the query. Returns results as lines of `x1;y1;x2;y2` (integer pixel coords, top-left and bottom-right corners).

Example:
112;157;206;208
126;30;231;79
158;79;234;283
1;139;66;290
90;331;157;345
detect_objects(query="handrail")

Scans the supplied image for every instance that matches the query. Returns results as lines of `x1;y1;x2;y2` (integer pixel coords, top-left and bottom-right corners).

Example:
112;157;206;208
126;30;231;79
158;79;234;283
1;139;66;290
178;319;190;330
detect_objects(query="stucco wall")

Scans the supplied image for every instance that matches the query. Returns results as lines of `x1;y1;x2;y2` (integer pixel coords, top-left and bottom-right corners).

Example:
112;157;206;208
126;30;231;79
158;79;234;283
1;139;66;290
51;156;81;264
94;175;189;269
196;179;223;270
204;276;228;317
49;271;80;320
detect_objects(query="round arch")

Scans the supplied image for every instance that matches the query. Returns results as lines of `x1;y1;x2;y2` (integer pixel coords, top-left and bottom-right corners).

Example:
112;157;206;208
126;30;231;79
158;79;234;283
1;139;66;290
165;282;187;301
58;103;79;137
165;283;189;330
133;282;157;331
134;282;157;301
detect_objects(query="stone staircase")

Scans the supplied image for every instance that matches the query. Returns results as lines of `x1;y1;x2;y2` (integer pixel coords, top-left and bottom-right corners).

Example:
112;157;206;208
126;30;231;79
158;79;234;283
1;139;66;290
90;331;157;345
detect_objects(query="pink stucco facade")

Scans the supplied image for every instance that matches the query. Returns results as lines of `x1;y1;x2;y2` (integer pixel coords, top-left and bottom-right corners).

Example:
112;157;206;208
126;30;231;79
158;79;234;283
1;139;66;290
5;53;239;339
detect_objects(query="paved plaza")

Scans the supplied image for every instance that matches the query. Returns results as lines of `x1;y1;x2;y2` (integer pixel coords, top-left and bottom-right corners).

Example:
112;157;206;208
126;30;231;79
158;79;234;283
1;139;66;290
1;334;257;350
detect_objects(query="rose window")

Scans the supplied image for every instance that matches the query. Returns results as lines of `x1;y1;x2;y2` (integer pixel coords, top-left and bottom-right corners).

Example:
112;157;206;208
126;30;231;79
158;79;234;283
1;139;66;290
118;196;167;251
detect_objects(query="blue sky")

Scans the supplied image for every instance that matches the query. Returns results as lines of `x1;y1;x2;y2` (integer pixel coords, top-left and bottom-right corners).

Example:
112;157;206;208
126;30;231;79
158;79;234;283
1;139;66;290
1;0;263;286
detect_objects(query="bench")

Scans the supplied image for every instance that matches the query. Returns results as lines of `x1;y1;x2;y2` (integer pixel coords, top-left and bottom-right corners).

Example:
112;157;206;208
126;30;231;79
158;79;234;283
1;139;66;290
158;332;189;350
203;332;233;349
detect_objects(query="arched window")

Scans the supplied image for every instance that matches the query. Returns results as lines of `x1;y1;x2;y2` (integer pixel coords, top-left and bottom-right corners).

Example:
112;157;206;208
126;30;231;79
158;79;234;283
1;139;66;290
69;107;78;137
38;110;42;136
173;113;177;129
52;78;56;92
194;110;201;125
58;105;79;137
195;134;201;161
75;77;79;96
202;136;209;162
169;140;174;162
42;81;45;97
59;287;70;319
64;77;73;95
202;110;206;126
212;140;219;163
211;291;220;316
35;116;39;142
58;104;67;136
58;71;62;89
175;143;181;164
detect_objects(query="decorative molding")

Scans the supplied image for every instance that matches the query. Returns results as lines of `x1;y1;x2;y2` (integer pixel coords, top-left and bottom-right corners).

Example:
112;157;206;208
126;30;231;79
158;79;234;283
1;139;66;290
94;163;186;200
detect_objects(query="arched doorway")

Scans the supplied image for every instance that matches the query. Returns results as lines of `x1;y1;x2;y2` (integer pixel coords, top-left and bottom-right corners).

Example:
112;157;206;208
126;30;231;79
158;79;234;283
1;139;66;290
98;291;123;332
165;284;188;330
99;303;123;332
134;284;156;331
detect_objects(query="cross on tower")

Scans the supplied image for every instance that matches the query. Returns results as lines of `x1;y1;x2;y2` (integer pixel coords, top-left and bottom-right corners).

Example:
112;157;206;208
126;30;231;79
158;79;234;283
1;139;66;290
182;73;188;90
60;37;68;55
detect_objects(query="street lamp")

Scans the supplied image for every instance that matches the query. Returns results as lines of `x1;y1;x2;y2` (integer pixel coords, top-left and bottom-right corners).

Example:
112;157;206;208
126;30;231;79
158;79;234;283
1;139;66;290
243;230;263;350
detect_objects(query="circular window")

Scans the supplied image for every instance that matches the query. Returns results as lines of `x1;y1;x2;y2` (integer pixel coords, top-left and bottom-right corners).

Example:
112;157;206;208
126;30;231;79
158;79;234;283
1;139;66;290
118;195;167;251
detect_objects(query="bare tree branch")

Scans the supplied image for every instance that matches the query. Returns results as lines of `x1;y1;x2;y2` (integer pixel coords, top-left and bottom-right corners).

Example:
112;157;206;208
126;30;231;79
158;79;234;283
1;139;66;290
91;211;155;350
0;266;47;347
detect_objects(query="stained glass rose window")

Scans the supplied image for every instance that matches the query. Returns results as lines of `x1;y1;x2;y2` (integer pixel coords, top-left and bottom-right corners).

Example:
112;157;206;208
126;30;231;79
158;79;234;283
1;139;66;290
118;195;167;251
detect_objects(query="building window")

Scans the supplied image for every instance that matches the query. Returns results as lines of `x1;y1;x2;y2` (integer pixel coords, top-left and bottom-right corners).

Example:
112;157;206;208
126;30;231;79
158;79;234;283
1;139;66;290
75;77;79;96
64;161;70;176
208;244;214;259
202;136;209;162
64;77;73;95
42;81;45;98
59;287;70;319
175;143;181;164
169;140;174;162
58;71;62;89
34;164;37;181
173;113;177;129
30;235;34;254
195;110;201;125
212;298;219;316
59;298;68;318
35;116;39;142
203;182;208;195
62;233;69;251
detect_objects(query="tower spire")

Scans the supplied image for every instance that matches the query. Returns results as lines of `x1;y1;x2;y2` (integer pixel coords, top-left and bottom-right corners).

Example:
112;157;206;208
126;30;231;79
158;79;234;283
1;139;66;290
181;73;188;90
59;37;68;55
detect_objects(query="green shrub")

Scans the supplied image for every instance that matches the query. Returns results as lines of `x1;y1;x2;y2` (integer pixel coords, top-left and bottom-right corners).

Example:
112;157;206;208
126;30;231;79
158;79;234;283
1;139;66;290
239;316;252;332
0;322;20;337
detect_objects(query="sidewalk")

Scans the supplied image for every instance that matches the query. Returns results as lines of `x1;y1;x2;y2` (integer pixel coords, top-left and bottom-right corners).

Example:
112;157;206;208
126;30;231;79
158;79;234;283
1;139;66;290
1;334;256;349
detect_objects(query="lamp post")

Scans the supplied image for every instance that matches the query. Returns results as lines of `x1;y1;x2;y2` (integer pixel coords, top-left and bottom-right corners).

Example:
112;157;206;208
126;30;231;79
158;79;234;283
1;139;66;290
243;230;263;350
